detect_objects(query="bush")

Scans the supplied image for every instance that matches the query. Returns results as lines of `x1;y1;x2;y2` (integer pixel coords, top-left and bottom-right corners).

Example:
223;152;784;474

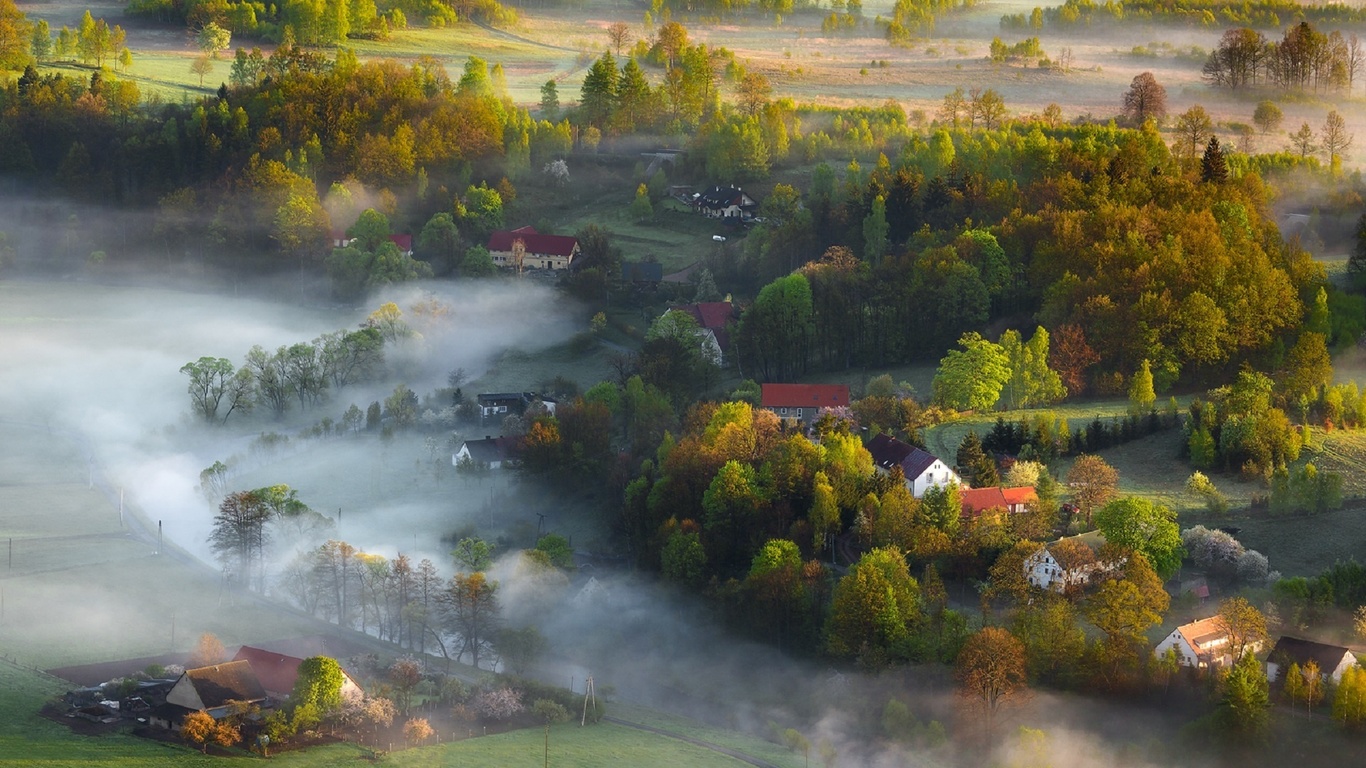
532;699;570;723
474;687;524;720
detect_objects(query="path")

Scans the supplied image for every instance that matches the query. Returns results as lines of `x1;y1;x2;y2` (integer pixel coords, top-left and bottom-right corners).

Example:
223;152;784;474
472;18;581;54
603;716;785;768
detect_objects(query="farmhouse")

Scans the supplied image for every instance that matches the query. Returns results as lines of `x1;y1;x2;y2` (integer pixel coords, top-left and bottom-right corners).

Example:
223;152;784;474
453;435;520;469
162;660;267;721
487;226;579;271
1153;616;1261;669
760;383;850;427
694;186;758;219
476;392;555;425
231;646;363;701
1265;636;1359;684
670;301;736;365
865;433;958;498
1024;536;1117;594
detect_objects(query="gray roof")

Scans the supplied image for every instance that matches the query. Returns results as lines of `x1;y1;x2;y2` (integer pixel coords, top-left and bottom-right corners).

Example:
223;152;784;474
460;436;517;464
866;433;940;479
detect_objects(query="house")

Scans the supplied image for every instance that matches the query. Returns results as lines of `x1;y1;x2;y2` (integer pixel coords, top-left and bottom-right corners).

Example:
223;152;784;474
388;234;414;256
475;392;555;424
231;645;363;701
694;186;758;219
1024;535;1117;594
1265;636;1360;684
669;301;736;365
1001;486;1038;513
961;486;1039;520
163;660;268;720
865;433;959;498
486;226;579;271
1153;616;1262;669
452;435;520;470
760;383;850;427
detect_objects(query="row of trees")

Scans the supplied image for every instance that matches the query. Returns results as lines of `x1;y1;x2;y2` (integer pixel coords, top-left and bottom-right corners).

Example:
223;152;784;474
1203;23;1365;94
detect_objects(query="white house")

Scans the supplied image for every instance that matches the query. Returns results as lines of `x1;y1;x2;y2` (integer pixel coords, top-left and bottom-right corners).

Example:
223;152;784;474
1153;616;1260;669
694;186;757;219
1265;636;1359;684
1023;537;1116;594
865;434;958;498
453;436;519;470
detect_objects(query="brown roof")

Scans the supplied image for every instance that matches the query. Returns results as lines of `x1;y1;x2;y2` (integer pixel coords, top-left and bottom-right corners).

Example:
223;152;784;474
1176;617;1228;652
487;226;578;257
761;383;850;410
1001;487;1038;507
182;660;267;708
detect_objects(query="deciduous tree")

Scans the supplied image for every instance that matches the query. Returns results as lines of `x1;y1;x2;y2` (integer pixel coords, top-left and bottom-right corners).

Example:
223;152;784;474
1066;455;1118;524
956;627;1028;743
1122;72;1167;124
1093;497;1182;578
933;332;1009;412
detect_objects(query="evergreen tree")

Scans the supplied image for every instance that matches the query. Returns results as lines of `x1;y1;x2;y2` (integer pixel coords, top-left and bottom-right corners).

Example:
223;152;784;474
956;431;987;482
1217;652;1270;741
1201;136;1228;183
580;51;619;129
1306;286;1331;337
539;79;559;118
862;195;888;265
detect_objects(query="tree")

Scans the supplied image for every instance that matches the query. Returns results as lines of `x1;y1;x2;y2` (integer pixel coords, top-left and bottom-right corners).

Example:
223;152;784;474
181;357;254;425
825;547;920;662
181;710;216;753
933;332;1010;412
606;21;631;54
452;537;492;572
388;657;422;715
737;72;772;117
1253;101;1283;136
1000;327;1067;410
441;572;500;669
30;19;50;62
1217;652;1270;741
1122;72;1167;123
403;717;434;746
1322;109;1353;168
1215;597;1267;662
539;79;560;118
1011;597;1085;684
1093;497;1182;578
970;88;1007;130
1289;122;1317;158
292;656;345;714
1302;659;1326;716
189;633;226;668
1201;136;1228;183
956;627;1028;743
209;491;271;590
580;50;618;128
196;22;231;57
1173;105;1213;161
191;54;214;87
1066;455;1118;524
629;183;653;221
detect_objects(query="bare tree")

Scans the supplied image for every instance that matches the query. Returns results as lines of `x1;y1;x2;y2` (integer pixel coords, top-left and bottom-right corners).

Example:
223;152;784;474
606;21;631;56
1122;72;1167;124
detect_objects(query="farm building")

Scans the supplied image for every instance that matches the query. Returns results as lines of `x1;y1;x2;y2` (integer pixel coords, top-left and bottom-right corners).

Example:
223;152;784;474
156;660;268;726
232;646;362;701
1153;616;1261;669
1265;636;1359;684
487;226;579;271
865;433;958;498
760;383;850;428
453;435;520;470
1023;536;1118;595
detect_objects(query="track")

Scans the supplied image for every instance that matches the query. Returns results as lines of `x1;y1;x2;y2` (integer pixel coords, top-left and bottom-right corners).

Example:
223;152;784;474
603;716;785;768
471;18;581;54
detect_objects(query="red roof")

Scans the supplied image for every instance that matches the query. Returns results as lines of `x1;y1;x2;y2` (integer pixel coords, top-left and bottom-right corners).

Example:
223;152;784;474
388;234;413;252
760;384;850;409
680;302;734;332
232;646;305;697
486;226;579;257
1001;486;1038;508
960;487;1008;518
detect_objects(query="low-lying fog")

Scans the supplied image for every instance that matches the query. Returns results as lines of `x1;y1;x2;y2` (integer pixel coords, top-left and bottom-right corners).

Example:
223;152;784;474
0;273;1220;767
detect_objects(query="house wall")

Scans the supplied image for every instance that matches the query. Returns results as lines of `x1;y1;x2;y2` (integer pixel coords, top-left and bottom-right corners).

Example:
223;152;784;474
910;462;958;498
1154;631;1200;667
165;677;204;711
764;405;820;426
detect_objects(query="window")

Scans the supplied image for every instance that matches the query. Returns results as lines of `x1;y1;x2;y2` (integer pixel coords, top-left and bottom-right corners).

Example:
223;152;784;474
780;407;788;415
796;408;803;418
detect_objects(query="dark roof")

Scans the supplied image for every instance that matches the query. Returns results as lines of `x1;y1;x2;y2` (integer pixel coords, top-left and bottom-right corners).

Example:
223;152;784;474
674;302;735;351
48;652;188;686
865;433;940;478
181;660;267;709
760;383;850;409
697;186;756;210
487;226;578;257
1269;636;1355;672
477;392;531;406
621;262;664;282
460;436;518;464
